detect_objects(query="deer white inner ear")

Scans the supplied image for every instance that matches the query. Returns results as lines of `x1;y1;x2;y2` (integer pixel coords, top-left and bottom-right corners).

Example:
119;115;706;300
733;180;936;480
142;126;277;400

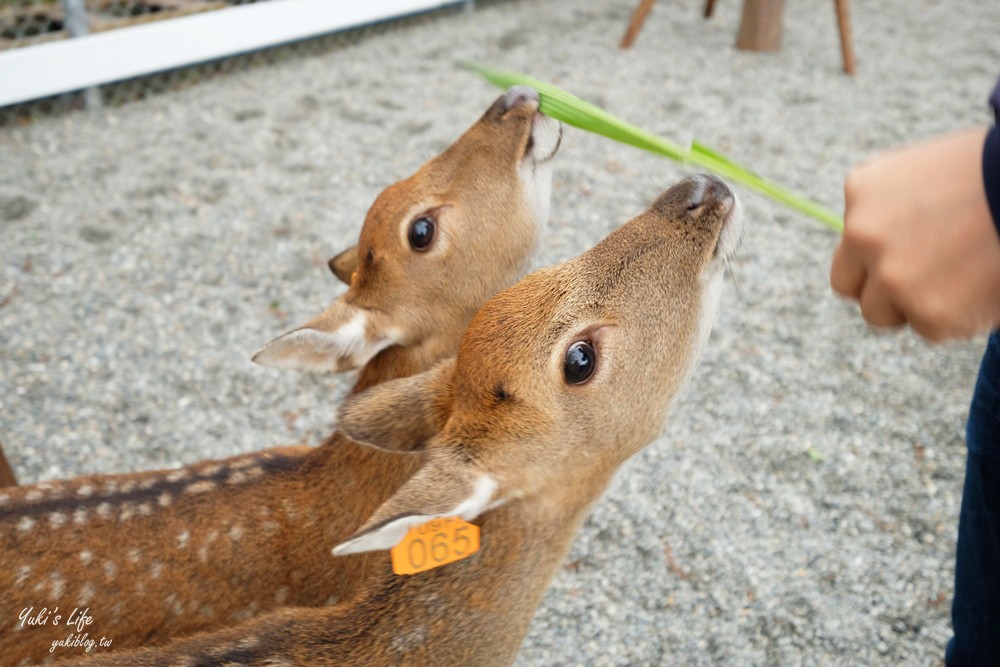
332;514;437;556
451;474;499;521
331;475;498;556
252;311;395;372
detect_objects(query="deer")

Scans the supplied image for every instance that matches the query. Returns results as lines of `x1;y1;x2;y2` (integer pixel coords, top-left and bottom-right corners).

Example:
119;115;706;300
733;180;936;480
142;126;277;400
0;85;562;666
65;173;744;667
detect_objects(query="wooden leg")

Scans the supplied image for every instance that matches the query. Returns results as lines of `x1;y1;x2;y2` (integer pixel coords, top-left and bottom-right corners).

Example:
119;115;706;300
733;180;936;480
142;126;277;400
620;0;657;49
704;0;717;19
0;444;17;488
834;0;856;74
736;0;785;51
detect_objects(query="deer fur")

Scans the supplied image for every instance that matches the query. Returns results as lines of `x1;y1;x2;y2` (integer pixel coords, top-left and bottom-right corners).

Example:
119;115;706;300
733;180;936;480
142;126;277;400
67;174;743;667
1;87;561;666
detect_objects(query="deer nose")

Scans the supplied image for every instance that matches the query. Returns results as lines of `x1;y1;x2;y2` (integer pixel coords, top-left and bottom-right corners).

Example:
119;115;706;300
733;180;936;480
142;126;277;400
502;86;540;111
687;174;733;210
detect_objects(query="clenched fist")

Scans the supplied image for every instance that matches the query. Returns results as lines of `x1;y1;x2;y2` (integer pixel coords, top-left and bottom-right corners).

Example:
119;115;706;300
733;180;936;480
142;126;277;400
831;128;1000;342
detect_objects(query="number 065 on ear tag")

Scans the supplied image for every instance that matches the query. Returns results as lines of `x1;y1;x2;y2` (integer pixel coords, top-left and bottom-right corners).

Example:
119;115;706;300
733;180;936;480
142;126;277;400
391;516;480;575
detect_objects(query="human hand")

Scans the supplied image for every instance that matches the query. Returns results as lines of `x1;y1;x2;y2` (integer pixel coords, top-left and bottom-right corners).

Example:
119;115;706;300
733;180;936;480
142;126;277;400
830;128;1000;341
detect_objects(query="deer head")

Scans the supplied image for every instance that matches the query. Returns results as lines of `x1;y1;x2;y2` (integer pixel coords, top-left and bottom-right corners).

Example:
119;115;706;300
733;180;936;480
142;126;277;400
333;174;743;554
252;86;561;376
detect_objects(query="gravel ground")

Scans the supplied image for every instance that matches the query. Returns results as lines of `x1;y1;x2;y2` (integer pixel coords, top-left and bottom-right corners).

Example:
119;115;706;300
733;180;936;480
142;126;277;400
2;0;999;664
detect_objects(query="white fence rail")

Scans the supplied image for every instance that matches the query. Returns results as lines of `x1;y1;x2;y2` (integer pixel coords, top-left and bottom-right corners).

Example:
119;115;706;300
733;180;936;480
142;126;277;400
0;0;471;108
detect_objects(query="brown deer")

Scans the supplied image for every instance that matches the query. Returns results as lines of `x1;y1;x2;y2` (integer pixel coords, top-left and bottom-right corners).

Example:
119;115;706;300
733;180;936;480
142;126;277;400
68;174;743;667
1;86;561;666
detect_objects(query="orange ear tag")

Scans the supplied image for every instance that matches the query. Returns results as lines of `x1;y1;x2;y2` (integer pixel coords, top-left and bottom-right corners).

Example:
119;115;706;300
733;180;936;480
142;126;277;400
391;516;480;575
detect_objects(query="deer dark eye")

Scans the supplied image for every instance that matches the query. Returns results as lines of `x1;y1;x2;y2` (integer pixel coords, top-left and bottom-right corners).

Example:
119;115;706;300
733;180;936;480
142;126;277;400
564;341;596;385
408;216;435;251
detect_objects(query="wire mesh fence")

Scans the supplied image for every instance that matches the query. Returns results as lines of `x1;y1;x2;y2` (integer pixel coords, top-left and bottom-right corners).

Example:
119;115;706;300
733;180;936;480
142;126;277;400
0;0;481;126
0;0;252;48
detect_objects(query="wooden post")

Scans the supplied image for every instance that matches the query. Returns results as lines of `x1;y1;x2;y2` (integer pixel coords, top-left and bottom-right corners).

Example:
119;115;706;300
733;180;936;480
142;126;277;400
736;0;785;52
834;0;856;74
704;0;717;19
620;0;657;49
0;445;17;488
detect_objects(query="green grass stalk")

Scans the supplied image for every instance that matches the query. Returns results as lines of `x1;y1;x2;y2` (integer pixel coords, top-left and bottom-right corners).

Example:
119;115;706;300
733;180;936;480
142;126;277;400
462;61;843;233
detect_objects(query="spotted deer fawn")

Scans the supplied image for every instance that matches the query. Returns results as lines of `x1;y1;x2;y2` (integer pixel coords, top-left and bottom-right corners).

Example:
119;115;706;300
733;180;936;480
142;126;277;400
72;174;744;667
1;86;561;665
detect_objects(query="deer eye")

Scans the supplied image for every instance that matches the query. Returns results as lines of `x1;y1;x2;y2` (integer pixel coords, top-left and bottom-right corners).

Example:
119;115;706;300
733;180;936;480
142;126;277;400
408;216;435;251
564;341;596;385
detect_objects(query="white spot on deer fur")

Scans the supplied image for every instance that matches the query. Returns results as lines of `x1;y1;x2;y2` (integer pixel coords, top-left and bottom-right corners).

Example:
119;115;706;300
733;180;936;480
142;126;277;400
80;582;96;604
236;636;260;650
262;520;280;535
231;456;253;470
151;561;164;579
201;463;223;476
261;659;293;667
158;492;173;508
229;524;244;541
283;499;299;521
199;605;214;617
17;516;35;533
127;548;142;564
79;550;93;565
25;489;43;502
48;512;66;529
166;469;188;483
120;480;137;493
119;502;136;522
177;530;190;549
0;493;10;506
103;560;117;580
102;481;119;495
96;502;112;519
324;595;339;606
231;608;254;622
15;565;31;586
184;480;216;495
49;572;65;599
77;484;94;498
226;470;248;485
138;502;153;517
245;466;264;481
333;475;498;556
391;624;429;652
274;587;289;604
172;597;185;616
140;477;158;490
73;508;88;526
198;529;218;562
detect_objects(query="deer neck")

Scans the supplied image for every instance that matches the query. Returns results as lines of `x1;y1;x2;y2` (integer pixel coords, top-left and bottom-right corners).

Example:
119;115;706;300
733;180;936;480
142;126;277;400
325;473;615;665
351;327;464;394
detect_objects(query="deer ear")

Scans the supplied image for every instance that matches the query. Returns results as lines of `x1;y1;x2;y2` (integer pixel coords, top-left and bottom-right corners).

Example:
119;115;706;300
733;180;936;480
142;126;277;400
333;459;496;555
337;359;455;453
252;300;397;373
328;246;359;285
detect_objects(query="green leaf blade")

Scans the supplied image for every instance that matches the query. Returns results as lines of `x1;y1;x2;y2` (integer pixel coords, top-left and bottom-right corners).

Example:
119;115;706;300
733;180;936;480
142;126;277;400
462;61;844;233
